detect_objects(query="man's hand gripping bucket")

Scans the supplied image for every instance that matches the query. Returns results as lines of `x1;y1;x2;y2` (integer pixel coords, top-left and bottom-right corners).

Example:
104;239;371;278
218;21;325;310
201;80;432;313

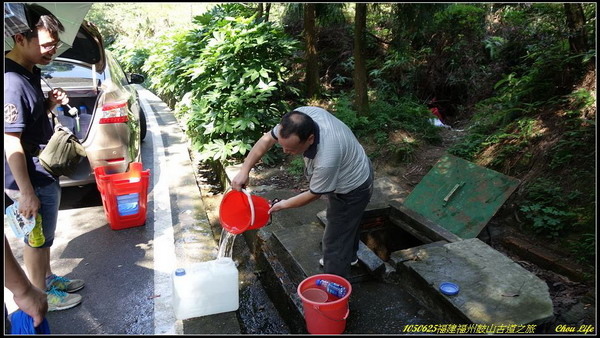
219;189;271;234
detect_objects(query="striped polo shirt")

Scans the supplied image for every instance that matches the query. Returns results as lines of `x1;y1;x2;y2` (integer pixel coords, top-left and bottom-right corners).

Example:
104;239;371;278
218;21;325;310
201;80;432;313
272;106;371;194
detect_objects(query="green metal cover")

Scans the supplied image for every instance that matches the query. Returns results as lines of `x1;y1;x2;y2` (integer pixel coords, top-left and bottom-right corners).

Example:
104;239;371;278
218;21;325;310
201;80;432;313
403;154;520;239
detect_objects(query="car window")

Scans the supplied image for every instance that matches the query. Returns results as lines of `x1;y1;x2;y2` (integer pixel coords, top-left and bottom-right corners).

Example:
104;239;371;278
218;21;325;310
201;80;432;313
39;61;104;88
104;50;130;87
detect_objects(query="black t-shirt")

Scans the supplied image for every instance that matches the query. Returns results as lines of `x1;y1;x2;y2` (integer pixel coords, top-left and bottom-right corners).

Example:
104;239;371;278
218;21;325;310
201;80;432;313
4;57;56;189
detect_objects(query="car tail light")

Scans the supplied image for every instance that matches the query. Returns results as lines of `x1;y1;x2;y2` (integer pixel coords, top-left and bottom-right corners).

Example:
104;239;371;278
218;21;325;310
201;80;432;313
100;101;129;124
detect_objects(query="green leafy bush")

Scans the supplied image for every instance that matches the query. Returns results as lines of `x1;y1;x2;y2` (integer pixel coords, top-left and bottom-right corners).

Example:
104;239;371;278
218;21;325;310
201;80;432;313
108;39;151;81
286;155;305;177
330;92;440;163
369;97;440;143
142;28;197;107
143;4;300;164
433;4;486;37
568;233;595;265
332;93;440;146
447;132;487;161
519;178;578;238
331;93;369;131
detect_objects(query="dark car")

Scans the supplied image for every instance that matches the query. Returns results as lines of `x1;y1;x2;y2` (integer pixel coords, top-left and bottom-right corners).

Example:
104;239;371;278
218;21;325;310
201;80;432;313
38;21;147;187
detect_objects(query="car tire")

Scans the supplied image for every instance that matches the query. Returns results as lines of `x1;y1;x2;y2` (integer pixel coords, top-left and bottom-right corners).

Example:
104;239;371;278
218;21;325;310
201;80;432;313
139;105;147;141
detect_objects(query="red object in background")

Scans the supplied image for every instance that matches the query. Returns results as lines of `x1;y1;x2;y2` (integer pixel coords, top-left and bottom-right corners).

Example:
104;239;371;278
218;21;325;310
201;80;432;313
94;162;150;230
431;107;443;121
428;97;447;124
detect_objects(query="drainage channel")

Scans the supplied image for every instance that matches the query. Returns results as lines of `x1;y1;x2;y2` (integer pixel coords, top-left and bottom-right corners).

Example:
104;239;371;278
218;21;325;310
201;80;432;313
251;226;443;334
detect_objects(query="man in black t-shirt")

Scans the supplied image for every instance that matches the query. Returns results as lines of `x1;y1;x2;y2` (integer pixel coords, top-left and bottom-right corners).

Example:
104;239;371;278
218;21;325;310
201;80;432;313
4;4;84;312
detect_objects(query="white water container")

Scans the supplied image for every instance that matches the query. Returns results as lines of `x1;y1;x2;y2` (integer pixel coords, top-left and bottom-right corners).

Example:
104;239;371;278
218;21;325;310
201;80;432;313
171;257;239;320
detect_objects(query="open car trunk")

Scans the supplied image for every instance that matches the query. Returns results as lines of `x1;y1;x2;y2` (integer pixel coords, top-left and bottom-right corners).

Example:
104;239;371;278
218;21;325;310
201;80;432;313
42;70;136;185
44;20;106;141
53;88;99;141
42;79;97;185
32;21;142;187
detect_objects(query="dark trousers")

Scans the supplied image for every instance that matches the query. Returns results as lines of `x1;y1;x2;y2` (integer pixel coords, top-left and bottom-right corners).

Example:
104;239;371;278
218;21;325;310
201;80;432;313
322;164;374;278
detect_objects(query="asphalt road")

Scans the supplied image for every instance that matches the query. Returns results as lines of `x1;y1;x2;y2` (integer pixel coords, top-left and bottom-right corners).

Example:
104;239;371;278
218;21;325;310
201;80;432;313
4;87;188;334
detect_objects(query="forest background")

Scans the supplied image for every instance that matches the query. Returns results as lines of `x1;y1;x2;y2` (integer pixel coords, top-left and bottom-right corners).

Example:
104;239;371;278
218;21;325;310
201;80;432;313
85;3;596;275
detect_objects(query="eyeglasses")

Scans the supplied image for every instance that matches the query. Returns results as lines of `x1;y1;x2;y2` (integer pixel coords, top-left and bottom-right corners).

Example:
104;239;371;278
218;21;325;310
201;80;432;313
40;42;63;52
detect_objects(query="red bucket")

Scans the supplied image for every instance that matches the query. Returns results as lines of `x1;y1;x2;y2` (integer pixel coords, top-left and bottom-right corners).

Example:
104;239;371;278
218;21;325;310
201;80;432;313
298;274;352;334
219;190;271;234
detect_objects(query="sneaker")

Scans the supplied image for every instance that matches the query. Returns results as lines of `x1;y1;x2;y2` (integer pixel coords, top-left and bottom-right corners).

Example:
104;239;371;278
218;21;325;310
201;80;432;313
47;287;82;311
46;274;85;293
27;214;45;247
319;258;359;267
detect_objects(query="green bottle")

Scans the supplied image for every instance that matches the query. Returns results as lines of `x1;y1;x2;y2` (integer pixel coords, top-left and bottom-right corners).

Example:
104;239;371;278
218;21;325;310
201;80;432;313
27;214;45;247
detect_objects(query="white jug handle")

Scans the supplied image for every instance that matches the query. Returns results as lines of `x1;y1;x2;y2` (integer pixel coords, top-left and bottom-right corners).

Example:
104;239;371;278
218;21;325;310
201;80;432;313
242;188;255;226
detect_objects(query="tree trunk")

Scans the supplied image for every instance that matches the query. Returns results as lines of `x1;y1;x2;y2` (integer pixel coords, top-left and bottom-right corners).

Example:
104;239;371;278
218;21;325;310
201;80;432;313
304;4;320;99
564;3;588;54
265;3;271;22
353;3;369;116
257;3;264;20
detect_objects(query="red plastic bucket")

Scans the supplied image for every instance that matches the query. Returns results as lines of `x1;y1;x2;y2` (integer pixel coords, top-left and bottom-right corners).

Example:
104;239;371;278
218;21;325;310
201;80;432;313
297;274;352;334
219;190;271;234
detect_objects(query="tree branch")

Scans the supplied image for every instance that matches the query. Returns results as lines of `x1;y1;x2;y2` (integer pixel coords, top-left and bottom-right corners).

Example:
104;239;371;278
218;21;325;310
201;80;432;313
368;32;391;45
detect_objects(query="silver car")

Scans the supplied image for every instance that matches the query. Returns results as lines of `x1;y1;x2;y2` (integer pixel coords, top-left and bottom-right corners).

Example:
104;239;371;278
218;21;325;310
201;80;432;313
39;21;147;187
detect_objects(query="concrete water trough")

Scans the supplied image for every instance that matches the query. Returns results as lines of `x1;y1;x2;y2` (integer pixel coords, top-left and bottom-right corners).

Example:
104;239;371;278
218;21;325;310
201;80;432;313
232;154;555;333
340;201;554;327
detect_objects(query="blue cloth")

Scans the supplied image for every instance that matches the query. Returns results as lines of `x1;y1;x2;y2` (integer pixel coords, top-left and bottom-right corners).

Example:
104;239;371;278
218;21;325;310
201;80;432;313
10;310;51;334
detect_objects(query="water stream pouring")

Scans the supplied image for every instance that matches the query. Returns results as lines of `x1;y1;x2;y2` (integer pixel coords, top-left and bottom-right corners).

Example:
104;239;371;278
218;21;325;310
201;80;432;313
219;189;271;234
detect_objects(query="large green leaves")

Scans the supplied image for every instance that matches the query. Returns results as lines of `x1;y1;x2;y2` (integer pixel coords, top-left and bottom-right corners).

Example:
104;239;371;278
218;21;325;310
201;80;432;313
143;5;300;164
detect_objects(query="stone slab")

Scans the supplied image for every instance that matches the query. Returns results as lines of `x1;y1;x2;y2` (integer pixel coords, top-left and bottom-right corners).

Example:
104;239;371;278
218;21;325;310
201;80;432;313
403;238;554;325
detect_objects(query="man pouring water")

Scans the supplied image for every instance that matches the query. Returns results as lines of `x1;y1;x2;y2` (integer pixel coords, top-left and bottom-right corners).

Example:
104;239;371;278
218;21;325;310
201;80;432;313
231;106;374;278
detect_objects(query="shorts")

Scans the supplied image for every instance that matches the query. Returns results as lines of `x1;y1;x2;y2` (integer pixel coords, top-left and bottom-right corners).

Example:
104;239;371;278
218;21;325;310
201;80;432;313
5;181;61;248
